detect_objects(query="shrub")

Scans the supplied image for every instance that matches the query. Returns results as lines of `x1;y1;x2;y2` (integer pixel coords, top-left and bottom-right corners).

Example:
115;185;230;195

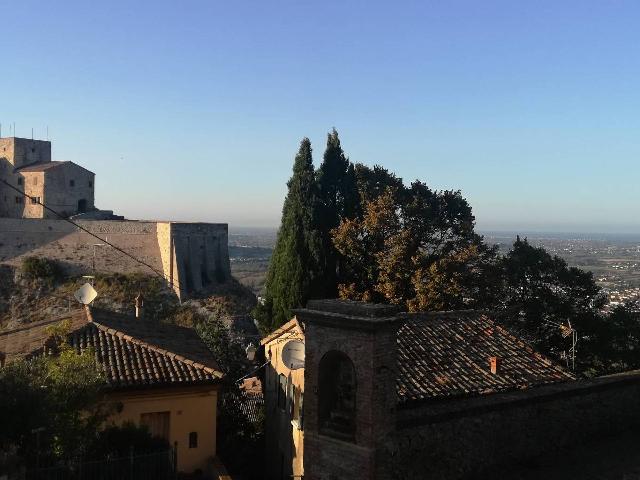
21;256;63;285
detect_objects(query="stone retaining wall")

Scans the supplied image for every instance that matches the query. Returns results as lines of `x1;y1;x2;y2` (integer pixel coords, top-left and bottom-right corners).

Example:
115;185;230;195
0;218;230;299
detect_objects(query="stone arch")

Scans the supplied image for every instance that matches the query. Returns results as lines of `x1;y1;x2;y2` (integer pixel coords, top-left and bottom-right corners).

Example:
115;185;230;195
318;350;357;442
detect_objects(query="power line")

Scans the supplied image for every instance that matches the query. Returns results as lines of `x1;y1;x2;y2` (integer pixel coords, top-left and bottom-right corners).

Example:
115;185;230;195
0;178;184;296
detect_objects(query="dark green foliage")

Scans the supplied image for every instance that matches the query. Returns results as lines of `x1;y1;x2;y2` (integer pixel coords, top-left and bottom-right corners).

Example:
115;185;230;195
580;304;640;375
21;256;63;285
217;391;265;479
196;317;248;383
196;316;264;478
255;138;325;331
84;422;169;460
490;237;603;365
316;129;360;296
0;324;110;468
92;272;174;320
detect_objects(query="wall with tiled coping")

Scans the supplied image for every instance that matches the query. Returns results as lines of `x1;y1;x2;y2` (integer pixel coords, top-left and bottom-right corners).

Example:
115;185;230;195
385;371;640;479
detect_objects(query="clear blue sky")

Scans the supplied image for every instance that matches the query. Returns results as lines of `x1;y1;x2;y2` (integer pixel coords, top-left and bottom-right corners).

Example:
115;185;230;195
2;0;639;233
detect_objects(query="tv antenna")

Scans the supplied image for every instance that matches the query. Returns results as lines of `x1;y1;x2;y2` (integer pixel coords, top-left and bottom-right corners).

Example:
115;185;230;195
545;320;577;371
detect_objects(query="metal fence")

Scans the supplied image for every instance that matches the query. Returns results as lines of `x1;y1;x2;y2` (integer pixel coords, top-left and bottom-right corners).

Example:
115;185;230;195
16;448;177;480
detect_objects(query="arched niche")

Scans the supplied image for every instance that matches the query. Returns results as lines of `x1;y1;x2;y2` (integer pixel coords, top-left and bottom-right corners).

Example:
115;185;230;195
318;350;357;442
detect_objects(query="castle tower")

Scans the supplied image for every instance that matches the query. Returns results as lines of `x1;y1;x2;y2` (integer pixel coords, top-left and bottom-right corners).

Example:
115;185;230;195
0;137;52;168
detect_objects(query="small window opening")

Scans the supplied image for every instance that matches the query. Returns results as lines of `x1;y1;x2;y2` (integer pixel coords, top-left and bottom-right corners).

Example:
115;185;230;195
89;180;93;188
17;178;23;186
278;373;287;410
30;197;40;204
69;179;75;187
189;432;198;448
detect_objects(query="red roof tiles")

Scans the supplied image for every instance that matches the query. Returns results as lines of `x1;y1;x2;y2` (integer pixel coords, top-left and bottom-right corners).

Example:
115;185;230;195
0;307;223;389
396;311;574;404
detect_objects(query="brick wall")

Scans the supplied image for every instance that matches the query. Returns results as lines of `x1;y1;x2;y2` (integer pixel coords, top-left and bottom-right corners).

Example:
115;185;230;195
387;371;640;479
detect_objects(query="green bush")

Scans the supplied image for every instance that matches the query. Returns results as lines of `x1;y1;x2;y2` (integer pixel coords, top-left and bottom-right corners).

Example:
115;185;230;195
21;256;63;285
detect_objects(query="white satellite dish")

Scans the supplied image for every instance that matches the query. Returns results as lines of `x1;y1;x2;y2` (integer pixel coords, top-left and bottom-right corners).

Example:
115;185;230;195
74;282;98;305
282;340;305;370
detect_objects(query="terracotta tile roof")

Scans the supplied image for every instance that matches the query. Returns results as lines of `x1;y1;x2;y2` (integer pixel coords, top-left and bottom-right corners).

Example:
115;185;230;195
396;311;574;405
0;307;223;388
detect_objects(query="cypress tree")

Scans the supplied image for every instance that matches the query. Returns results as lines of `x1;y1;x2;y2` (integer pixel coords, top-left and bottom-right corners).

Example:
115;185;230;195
317;129;359;296
254;138;324;331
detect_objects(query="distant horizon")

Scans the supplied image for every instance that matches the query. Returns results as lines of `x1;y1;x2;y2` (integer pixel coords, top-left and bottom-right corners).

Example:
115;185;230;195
228;225;640;240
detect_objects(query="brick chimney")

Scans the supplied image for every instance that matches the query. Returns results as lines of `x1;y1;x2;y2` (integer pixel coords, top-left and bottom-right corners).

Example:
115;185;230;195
135;293;144;319
489;355;501;374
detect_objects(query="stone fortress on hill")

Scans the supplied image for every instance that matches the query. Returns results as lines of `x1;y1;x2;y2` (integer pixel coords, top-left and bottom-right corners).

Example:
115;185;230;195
0;136;230;299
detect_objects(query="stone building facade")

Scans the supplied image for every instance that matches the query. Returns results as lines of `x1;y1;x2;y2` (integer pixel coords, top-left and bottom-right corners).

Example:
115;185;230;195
262;300;640;480
0;137;95;218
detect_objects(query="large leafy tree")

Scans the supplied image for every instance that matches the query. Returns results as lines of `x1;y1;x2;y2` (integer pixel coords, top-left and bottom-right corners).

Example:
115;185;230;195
255;138;324;331
495;237;606;359
332;182;487;310
0;321;109;468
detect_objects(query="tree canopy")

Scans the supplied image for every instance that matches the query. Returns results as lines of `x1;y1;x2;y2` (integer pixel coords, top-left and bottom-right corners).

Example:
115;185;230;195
256;131;640;376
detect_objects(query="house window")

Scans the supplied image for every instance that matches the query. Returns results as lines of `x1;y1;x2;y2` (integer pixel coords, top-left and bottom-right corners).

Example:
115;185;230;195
69;179;75;187
140;411;171;441
30;197;40;204
318;350;357;442
277;373;287;410
287;375;294;416
292;387;304;430
189;432;198;448
89;180;93;188
15;196;23;204
17;178;23;186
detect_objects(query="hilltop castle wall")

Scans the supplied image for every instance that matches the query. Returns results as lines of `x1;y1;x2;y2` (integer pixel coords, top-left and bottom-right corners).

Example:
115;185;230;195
0;218;230;299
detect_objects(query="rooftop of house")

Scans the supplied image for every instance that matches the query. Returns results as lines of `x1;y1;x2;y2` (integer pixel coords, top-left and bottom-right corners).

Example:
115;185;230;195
275;304;574;405
396;310;574;405
0;307;224;389
16;160;93;174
